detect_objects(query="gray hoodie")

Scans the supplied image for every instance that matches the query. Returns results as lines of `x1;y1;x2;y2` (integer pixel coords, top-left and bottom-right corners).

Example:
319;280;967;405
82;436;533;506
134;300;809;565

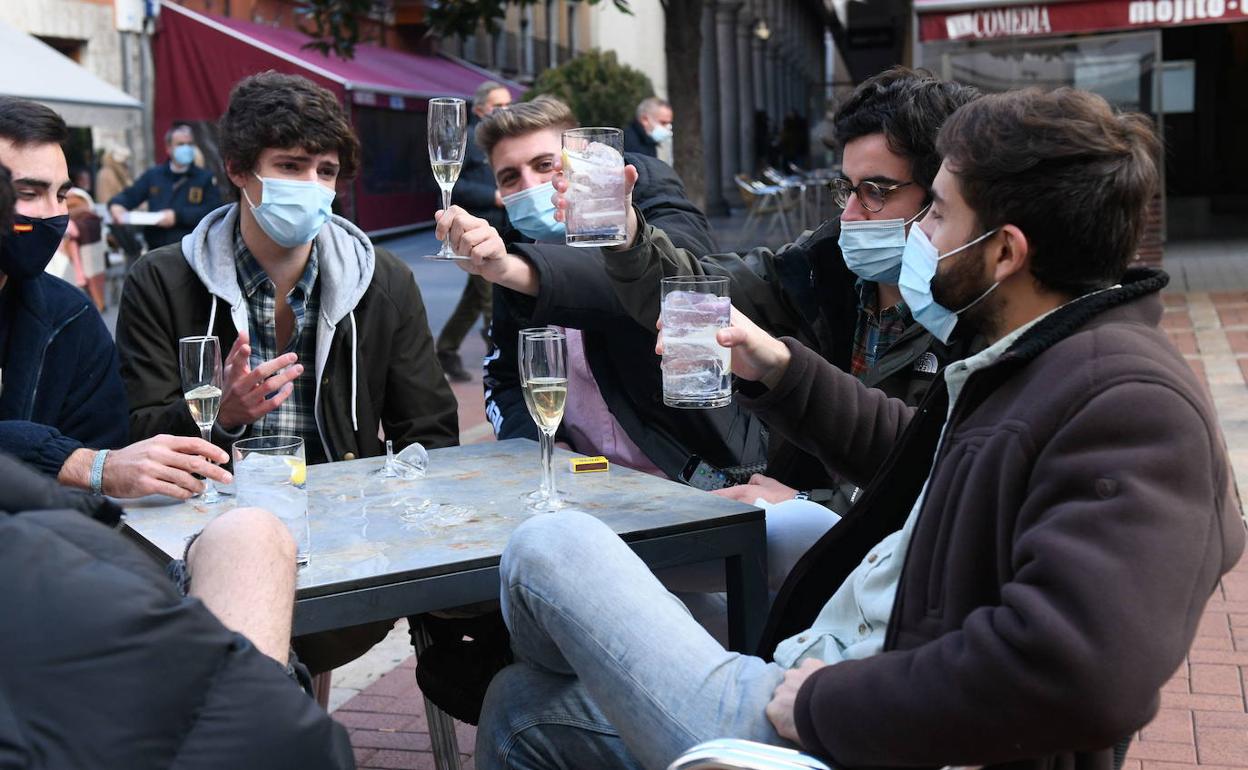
180;203;375;460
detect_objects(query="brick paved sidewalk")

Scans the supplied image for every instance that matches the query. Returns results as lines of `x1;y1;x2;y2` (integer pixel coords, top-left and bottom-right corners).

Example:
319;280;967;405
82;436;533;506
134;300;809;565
334;290;1248;770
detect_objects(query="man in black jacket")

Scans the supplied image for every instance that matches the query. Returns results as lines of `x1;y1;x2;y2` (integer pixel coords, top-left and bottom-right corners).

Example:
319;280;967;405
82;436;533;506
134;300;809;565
437;96;764;482
591;67;979;515
0;453;354;769
437;80;513;382
623;97;673;160
116;72;459;676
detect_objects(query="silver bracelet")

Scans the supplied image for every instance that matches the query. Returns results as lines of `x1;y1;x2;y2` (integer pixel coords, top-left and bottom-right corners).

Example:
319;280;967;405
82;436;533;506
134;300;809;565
794;490;810;501
90;449;110;495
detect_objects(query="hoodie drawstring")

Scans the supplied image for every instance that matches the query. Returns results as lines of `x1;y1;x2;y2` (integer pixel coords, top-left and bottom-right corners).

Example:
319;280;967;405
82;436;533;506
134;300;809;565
349;309;359;432
206;298;218;338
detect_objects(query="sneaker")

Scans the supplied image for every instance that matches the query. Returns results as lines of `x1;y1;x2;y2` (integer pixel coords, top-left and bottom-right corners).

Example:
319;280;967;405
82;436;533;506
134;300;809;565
437;351;471;383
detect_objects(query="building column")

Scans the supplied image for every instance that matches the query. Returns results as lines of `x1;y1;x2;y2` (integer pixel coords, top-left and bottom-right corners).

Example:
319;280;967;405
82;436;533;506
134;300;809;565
716;0;743;202
737;16;757;176
766;44;782;126
700;0;728;215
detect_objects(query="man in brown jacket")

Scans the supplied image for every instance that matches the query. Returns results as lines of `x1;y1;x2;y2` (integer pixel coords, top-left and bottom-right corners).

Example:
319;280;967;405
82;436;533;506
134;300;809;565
474;87;1245;770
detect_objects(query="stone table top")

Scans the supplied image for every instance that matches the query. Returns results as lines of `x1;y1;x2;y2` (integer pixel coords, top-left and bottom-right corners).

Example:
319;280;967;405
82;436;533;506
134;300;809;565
122;439;762;600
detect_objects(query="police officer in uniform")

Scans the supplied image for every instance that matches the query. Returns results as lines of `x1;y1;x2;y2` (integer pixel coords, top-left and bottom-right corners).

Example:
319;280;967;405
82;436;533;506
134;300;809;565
108;124;221;251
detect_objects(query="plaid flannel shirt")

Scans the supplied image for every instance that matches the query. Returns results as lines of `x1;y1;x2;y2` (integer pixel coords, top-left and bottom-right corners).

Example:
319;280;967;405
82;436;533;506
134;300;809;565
234;229;322;460
849;281;912;379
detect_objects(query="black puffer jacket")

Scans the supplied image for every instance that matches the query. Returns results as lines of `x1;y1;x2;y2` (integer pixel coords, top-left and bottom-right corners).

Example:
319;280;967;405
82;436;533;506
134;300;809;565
484;154;767;479
0;454;354;770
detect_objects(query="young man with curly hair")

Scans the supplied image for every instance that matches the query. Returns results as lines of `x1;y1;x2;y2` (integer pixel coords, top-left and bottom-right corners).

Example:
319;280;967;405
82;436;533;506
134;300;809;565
116;70;460;673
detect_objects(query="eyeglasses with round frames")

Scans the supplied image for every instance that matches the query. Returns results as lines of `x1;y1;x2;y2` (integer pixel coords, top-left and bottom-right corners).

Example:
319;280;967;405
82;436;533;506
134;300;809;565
830;178;915;213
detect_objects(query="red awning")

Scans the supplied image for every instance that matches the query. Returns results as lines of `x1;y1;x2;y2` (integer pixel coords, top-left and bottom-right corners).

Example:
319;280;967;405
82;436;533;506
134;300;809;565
154;1;522;232
915;0;1248;43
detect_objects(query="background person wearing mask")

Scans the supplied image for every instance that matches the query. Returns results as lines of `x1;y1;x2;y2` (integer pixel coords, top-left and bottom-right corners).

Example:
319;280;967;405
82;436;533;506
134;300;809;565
436;80;512;382
623;97;673;160
0;97;233;500
108;123;222;250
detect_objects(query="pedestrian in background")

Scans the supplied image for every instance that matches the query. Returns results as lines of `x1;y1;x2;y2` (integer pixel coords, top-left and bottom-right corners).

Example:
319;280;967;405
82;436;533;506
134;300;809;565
624;96;673;160
435;80;512;382
108;124;221;251
95;145;133;205
66;188;106;311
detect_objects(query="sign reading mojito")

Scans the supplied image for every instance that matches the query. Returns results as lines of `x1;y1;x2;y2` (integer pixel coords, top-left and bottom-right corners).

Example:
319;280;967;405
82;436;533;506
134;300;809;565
561;127;627;247
660;276;732;409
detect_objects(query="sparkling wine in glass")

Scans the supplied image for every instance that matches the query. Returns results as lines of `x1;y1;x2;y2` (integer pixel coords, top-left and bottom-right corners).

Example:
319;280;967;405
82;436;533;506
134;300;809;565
424;97;469;261
519;328;568;512
179;335;226;503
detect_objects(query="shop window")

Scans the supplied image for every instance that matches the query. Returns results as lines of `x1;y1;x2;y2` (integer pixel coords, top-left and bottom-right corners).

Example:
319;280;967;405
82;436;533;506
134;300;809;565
1156;60;1196;114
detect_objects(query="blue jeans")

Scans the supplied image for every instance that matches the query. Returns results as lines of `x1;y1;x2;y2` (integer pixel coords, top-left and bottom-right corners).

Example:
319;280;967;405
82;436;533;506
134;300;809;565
475;510;792;770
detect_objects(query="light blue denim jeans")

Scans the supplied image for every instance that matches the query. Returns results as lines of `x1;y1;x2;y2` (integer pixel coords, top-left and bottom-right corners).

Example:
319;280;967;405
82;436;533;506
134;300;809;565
475;510;793;770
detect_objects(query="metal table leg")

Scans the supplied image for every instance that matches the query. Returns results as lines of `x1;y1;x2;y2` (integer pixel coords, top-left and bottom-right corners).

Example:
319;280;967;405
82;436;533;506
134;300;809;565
724;524;769;654
412;618;463;770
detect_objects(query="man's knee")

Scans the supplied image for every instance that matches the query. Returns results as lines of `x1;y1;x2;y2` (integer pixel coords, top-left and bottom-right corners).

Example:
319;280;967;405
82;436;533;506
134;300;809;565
190;506;297;569
502;511;617;584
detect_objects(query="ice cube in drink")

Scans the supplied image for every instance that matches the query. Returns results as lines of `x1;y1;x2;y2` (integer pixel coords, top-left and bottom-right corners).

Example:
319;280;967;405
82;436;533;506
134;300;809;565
235;453;310;565
661;290;733;408
562;130;628;247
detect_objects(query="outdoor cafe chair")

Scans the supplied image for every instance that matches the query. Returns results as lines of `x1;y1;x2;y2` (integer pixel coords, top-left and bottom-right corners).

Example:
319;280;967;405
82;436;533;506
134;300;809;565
735;174;797;244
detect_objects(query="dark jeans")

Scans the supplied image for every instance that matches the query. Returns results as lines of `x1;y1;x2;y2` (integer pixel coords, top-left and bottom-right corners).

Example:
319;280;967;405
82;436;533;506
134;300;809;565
436;273;493;354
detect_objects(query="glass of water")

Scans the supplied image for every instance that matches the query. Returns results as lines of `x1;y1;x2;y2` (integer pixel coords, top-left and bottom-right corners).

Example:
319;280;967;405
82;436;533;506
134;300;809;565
561;127;627;247
233;435;310;567
179;335;226;503
660;275;732;409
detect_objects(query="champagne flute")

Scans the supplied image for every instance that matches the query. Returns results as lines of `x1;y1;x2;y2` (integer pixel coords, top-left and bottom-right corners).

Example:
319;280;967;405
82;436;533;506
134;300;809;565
179;335;226;503
424;97;469;261
518;327;556;502
519;328;568;512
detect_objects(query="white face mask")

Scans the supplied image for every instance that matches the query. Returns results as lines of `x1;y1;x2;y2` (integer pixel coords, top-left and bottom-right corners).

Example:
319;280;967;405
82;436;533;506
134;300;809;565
837;204;930;283
242;173;336;248
898;224;1000;343
648;124;673;144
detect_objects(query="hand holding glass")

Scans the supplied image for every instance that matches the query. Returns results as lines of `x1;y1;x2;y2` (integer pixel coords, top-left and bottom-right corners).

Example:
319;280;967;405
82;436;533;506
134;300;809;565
660;276;733;408
179;335;226;502
426;97;469;261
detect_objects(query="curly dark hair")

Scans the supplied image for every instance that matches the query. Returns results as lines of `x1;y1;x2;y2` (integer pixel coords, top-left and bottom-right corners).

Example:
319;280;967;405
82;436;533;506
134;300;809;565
937;87;1161;295
218;71;360;180
833;66;979;192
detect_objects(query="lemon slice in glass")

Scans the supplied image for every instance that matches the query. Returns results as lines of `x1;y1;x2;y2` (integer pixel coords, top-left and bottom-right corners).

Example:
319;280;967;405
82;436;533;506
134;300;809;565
284;457;307;486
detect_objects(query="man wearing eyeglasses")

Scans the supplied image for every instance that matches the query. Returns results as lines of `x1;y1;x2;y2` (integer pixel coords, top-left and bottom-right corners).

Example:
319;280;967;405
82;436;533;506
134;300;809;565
591;66;980;521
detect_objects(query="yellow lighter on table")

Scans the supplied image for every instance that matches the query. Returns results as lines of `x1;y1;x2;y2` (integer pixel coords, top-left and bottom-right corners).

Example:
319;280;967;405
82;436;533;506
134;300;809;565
570;456;610;473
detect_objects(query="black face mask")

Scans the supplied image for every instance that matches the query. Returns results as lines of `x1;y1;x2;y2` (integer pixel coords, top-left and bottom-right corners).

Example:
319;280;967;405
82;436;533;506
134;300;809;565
0;214;70;281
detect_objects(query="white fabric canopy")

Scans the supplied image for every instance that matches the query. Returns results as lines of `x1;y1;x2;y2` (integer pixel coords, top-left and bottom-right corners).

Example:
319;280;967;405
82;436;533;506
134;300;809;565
0;22;142;130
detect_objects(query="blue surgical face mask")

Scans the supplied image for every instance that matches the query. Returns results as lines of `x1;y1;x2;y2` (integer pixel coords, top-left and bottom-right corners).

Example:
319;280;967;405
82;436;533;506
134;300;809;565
648;124;673;144
838;204;929;284
171;144;196;167
502;182;566;242
898;223;1000;344
243;173;336;248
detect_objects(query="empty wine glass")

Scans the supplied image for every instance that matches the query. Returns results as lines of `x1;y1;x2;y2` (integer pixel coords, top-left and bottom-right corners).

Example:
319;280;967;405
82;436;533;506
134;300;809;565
424;97;469;261
519;328;568;512
179;335;226;503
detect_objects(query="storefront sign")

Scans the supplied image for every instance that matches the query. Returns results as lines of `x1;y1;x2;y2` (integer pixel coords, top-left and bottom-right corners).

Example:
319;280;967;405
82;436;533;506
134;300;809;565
919;0;1248;41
